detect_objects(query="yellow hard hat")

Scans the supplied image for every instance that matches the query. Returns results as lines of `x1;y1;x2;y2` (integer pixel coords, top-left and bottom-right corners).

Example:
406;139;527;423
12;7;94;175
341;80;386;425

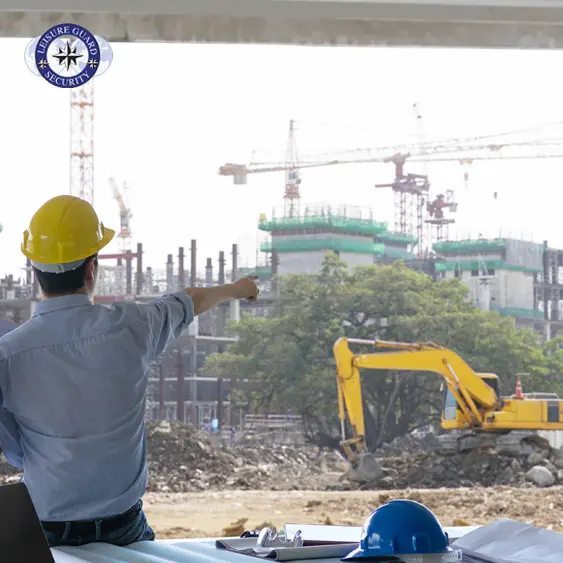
22;195;115;273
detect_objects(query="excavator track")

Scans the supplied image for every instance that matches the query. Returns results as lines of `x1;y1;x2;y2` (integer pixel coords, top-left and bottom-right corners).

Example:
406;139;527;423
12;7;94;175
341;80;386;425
438;430;552;455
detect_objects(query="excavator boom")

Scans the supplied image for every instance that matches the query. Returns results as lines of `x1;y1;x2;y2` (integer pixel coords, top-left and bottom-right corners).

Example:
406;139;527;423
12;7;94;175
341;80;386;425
335;337;498;432
334;337;500;482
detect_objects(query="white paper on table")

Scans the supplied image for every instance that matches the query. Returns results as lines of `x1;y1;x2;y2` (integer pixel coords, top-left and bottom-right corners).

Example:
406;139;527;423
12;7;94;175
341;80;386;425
51;549;90;563
216;538;357;560
453;518;563;563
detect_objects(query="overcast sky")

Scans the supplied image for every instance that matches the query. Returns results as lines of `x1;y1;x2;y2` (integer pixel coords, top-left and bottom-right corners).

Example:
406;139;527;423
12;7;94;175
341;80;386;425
1;39;562;281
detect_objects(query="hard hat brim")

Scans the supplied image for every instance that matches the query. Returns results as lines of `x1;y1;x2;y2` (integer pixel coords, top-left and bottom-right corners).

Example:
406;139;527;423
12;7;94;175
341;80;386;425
343;546;456;561
21;227;115;264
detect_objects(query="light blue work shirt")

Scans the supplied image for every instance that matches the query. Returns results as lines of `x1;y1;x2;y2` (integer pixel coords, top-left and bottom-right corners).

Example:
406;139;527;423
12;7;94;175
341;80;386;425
0;318;22;469
0;291;194;522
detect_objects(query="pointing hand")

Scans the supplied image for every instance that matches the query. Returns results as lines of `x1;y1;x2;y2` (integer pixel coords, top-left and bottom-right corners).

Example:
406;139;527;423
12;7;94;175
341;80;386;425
232;276;260;301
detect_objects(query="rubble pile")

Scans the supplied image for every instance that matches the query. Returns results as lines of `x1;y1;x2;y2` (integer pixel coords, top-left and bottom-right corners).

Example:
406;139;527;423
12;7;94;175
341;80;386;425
146;421;563;492
373;433;441;458
146;420;346;493
3;422;563;492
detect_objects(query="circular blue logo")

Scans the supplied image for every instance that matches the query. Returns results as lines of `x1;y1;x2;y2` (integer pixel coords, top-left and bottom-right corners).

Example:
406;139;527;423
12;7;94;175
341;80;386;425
34;23;100;89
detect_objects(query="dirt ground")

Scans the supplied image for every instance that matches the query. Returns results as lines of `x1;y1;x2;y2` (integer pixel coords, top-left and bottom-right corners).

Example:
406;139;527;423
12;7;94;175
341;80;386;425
143;487;563;539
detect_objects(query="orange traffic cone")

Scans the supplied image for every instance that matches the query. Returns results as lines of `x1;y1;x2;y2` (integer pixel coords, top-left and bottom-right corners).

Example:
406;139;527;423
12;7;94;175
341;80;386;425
514;376;524;400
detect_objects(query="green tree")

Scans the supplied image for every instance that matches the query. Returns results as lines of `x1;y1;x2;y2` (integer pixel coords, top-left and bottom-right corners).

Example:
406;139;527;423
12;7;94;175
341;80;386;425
204;254;554;449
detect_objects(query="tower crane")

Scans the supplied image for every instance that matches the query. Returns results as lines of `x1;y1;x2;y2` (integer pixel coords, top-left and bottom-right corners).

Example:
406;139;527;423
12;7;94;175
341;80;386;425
219;119;563;250
70;84;94;205
426;190;457;244
108;177;133;252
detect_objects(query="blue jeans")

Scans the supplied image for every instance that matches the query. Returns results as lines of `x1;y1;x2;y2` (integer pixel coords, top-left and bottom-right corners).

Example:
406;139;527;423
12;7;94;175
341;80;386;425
42;500;155;548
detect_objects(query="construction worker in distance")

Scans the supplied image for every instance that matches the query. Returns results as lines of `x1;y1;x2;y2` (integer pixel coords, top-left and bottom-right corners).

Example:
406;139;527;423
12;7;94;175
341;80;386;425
0;195;259;548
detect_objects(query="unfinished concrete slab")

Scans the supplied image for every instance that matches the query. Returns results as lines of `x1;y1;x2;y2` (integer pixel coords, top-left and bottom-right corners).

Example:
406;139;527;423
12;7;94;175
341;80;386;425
2;0;563;48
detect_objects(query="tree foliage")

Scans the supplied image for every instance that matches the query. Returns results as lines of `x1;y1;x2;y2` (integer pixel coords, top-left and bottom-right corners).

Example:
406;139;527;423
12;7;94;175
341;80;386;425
204;254;563;449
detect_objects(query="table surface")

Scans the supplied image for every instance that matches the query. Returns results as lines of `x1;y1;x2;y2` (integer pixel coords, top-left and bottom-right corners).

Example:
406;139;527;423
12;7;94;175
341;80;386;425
51;527;480;563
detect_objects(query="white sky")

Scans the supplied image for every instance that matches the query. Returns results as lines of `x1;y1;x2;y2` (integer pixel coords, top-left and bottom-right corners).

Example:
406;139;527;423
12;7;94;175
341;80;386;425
1;39;563;280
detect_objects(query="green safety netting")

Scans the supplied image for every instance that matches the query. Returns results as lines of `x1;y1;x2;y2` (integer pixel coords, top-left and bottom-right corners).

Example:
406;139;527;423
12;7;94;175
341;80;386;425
258;215;387;236
491;306;544;319
260;238;416;260
376;232;418;246
433;238;506;254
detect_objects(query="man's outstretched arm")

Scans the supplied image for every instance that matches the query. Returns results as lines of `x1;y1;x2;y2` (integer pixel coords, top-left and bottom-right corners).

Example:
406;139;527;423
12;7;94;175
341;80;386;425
185;277;259;316
129;276;260;364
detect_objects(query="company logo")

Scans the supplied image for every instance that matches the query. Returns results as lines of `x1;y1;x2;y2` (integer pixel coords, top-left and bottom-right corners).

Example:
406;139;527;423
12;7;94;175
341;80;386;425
24;23;113;88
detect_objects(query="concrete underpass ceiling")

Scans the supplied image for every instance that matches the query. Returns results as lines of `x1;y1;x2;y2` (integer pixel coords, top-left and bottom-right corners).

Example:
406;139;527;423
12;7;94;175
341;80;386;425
2;0;563;48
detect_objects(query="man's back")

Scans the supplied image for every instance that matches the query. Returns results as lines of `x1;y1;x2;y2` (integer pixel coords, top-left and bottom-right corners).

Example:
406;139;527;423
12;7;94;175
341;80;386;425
0;292;194;521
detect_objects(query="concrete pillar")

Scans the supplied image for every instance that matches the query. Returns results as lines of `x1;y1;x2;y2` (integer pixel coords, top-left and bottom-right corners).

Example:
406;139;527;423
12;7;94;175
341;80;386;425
231;244;238;281
216;251;227;335
166;254;174;293
136;243;143;295
178;246;185;290
190;239;197;287
230;243;240;322
218;251;225;285
125;253;133;296
205;258;213;287
176;348;185;422
189;239;198;426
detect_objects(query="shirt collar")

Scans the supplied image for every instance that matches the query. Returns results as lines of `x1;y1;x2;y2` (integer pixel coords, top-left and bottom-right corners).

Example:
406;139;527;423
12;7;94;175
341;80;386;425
32;294;92;317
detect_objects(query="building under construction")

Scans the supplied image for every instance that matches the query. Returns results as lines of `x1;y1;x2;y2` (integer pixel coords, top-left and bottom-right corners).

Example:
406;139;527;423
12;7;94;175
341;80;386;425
255;206;563;341
3;215;563;431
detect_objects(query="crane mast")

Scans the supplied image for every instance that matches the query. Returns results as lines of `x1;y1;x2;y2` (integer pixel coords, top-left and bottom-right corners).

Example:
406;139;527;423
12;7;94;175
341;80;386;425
284;119;301;217
70;84;95;205
108;177;133;253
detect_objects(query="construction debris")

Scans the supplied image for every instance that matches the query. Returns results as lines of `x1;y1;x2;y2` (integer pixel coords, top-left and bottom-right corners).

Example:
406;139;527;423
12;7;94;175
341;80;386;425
3;422;563;492
373;432;441;458
145;420;346;493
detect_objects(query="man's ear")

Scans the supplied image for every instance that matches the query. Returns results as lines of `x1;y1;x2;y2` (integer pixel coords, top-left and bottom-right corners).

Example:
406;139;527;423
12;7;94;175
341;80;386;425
85;258;96;281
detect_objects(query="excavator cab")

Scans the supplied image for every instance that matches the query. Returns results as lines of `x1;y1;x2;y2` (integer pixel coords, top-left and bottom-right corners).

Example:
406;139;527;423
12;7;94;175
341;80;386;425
442;373;500;424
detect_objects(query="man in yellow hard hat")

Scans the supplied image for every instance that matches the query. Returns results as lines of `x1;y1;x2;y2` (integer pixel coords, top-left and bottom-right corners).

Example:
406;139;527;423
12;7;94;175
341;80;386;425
0;195;259;547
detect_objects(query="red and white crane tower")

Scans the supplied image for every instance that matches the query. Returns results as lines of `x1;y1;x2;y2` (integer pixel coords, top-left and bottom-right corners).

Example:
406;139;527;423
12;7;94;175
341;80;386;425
70;86;139;301
70;84;94;205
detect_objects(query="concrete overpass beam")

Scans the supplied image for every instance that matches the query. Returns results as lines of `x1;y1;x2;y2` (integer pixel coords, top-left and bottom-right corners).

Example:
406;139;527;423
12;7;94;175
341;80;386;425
2;1;563;48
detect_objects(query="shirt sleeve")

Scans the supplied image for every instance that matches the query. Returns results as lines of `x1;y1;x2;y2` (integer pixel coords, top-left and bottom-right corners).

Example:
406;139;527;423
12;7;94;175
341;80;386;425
0;408;24;469
130;291;195;364
0;360;5;409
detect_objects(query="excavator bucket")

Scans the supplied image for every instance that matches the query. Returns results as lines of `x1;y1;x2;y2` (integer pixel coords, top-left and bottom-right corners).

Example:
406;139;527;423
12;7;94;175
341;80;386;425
346;453;383;483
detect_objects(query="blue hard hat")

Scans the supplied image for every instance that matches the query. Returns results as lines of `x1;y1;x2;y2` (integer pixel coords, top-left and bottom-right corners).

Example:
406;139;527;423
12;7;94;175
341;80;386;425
343;500;454;560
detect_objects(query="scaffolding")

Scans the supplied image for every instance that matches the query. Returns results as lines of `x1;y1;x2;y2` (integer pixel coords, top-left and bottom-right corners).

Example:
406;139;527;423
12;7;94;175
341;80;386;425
258;204;387;236
261;238;383;254
376;232;419;246
434;238;507;255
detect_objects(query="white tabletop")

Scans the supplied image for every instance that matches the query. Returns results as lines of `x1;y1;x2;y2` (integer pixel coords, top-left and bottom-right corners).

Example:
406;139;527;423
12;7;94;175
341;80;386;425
51;527;480;563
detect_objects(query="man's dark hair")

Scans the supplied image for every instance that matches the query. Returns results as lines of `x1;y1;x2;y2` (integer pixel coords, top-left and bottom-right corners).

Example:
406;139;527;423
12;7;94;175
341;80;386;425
34;255;98;296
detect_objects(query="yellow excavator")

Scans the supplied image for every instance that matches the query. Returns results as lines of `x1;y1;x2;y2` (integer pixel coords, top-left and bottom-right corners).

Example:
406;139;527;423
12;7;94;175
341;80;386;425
334;337;563;482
